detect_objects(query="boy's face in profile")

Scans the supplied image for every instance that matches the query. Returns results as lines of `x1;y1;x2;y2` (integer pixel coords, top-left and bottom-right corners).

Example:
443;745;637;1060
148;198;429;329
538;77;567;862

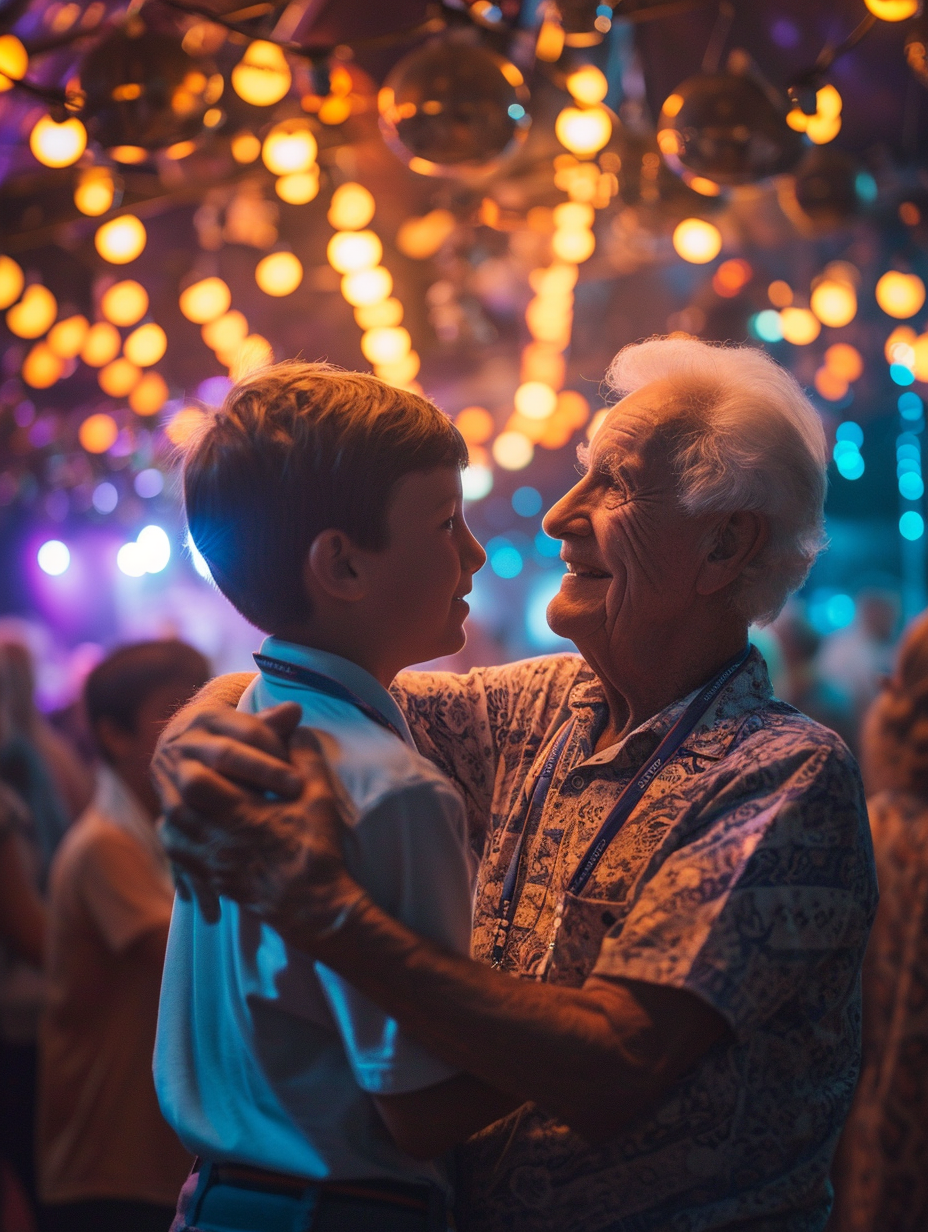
361;466;487;669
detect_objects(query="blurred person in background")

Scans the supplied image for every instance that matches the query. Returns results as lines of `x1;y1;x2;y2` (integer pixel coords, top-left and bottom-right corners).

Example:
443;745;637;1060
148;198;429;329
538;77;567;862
771;604;856;750
37;641;209;1232
0;645;56;1226
819;590;900;733
0;640;94;838
829;609;928;1232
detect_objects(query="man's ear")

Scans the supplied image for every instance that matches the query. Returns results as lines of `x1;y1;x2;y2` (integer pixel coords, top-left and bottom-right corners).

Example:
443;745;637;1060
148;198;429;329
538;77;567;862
305;529;368;603
695;511;769;597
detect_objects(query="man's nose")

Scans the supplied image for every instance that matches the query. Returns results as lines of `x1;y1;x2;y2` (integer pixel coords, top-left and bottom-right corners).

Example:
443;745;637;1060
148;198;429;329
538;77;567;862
543;486;589;540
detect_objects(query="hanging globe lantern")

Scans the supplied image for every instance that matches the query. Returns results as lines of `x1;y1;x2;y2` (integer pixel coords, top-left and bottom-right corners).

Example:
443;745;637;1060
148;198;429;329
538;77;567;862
657;73;802;186
79;21;221;157
378;35;530;177
785;148;863;232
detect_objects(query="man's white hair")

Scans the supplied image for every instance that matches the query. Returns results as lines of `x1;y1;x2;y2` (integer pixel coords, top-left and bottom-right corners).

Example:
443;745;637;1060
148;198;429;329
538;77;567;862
606;336;827;626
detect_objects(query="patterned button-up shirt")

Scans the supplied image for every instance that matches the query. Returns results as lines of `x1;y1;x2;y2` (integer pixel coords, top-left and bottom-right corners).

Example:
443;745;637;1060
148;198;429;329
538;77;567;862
393;647;877;1232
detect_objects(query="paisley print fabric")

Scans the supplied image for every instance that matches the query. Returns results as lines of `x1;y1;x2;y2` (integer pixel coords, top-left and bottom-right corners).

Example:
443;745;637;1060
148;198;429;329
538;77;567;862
392;648;877;1232
828;789;928;1232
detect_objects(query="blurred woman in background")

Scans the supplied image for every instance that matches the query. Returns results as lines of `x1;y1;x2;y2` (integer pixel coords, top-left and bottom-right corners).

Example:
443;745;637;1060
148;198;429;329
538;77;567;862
830;610;928;1232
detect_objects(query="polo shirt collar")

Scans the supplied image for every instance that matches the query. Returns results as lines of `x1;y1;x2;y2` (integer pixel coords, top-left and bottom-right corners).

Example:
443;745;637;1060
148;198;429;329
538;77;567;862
568;644;772;769
258;636;417;747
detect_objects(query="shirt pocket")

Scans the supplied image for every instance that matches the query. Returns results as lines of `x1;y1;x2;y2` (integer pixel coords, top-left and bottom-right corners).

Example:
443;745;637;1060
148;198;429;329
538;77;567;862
545;891;628;988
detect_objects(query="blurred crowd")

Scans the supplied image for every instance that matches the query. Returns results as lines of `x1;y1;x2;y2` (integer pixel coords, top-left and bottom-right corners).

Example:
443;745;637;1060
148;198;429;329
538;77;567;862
0;597;927;1232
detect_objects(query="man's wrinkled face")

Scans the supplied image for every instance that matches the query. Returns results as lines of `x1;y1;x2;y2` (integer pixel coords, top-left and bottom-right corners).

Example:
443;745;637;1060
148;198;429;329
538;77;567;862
543;381;714;661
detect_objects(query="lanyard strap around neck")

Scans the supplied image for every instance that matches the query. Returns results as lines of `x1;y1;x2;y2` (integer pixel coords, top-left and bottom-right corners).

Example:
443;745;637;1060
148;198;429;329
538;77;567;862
253;653;408;745
490;645;752;967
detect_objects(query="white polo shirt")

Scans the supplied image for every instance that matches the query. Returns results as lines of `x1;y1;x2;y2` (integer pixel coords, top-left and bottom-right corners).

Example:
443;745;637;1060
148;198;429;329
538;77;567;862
154;638;474;1189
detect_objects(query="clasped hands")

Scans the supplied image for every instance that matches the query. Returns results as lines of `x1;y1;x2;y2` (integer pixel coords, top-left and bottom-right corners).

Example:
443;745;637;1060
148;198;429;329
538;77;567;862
154;702;364;945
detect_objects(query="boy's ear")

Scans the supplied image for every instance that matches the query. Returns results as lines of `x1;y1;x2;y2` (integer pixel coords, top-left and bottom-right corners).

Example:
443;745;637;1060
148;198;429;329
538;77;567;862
305;529;367;603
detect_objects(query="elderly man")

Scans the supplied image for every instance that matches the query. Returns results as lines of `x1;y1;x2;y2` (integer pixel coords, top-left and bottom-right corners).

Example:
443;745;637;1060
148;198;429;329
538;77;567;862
156;337;876;1232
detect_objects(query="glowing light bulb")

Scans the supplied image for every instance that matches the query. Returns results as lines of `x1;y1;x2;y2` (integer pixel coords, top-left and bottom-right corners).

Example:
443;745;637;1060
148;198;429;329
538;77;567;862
553;202;595;230
79;412;118;453
884;325;917;363
876;271;926;319
231;40;291;107
29;114;86;168
779;306;821;345
566;65;608;105
354;299;403;329
552;228;595;262
101;280;148;326
6;284;57;338
124;322;167;366
0;254;24;309
514;381;558;420
202;310;249;353
492;431;534;470
255;251;303;296
327;230;383;274
864;0;919;19
396;210;457;259
230;131;261;163
74;166;116;216
455;407;495;444
814;367;849;401
94;214;146;264
0;35;28;90
327;183;376;230
672;218;722;264
825;343;864;382
810;279;857;327
47;314;89;359
375;352;420;385
555;106;612;157
360;326;411;365
137;524;171;573
261;121;317;174
80;321;121;367
229;334;273;379
179;277;231;324
129;371;169;416
98;358;141;397
110;146;147;165
275;171;319;204
37;540;69;575
165;405;206;446
340;267;392;307
22;342;63;388
116;542;146;577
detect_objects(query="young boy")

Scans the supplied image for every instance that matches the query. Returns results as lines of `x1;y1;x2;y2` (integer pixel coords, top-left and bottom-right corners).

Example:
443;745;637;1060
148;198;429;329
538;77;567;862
38;640;209;1232
155;363;492;1231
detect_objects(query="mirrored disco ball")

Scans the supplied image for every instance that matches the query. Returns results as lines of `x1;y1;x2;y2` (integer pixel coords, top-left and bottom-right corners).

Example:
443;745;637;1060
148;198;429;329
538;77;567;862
658;73;802;186
379;36;530;177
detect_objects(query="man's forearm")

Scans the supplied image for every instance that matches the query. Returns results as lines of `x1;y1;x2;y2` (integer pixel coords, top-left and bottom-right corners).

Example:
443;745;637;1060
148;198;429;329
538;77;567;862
281;888;722;1142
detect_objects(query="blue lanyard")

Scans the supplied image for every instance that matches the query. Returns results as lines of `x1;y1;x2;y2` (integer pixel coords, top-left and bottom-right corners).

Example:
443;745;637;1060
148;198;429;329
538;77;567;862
253;653;408;745
490;646;751;969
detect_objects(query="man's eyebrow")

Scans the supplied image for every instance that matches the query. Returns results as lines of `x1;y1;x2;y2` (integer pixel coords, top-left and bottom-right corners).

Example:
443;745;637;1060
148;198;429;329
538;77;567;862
576;440;628;484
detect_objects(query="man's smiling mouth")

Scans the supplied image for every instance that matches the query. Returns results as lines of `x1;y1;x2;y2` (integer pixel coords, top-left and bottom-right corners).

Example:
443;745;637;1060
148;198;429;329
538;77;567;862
565;563;611;579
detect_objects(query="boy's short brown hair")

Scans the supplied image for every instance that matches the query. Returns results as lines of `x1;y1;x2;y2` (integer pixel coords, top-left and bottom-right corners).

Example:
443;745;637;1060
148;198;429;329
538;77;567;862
182;362;469;633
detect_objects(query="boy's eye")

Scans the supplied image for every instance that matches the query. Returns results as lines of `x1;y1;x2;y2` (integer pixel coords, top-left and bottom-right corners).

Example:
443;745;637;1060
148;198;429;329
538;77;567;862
442;516;455;531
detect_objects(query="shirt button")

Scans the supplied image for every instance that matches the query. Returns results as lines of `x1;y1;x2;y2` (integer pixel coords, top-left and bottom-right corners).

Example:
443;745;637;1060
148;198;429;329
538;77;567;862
571;775;585;790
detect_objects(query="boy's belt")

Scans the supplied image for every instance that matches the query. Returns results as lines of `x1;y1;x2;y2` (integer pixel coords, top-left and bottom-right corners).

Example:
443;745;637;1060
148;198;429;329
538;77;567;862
211;1162;434;1213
